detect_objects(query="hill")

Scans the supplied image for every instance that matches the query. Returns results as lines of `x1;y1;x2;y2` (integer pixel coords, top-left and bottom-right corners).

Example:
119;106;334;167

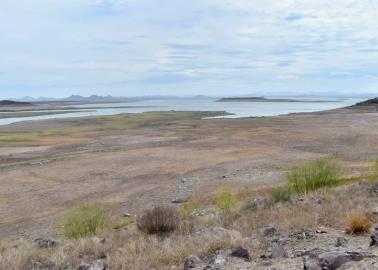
0;100;32;106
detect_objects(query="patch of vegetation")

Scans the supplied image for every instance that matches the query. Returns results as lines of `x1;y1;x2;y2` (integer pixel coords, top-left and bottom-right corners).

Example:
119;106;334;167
63;203;107;239
178;200;198;220
346;211;372;234
286;157;342;194
137;206;180;236
214;187;239;216
270;185;295;204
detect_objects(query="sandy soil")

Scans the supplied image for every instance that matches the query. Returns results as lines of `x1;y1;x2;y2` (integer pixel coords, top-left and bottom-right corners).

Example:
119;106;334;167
0;107;377;240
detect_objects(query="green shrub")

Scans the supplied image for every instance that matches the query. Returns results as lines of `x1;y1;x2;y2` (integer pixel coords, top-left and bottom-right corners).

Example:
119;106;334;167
214;188;238;216
137;206;180;236
270;185;294;204
178;201;198;219
286;158;342;194
63;203;107;239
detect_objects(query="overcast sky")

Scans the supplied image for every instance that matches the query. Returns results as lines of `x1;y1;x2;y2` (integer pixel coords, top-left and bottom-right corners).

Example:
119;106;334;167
1;0;378;98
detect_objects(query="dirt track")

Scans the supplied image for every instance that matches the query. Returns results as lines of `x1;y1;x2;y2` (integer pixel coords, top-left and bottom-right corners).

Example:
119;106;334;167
0;108;377;239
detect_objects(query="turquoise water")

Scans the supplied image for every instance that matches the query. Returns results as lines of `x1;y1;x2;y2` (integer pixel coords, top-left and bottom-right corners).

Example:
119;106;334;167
0;98;364;125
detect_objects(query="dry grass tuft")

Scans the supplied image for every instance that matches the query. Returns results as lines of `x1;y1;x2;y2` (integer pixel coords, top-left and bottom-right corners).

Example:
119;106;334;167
346;211;372;235
137;206;180;236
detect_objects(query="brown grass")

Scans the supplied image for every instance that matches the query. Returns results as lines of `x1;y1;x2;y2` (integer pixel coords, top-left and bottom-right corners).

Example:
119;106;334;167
137;206;180;236
346;211;372;235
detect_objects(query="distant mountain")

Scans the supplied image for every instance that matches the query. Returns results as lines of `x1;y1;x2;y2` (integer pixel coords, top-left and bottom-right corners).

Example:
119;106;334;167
0;100;32;106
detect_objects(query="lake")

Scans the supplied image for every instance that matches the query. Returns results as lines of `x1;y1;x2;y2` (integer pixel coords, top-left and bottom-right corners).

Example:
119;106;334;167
0;97;364;125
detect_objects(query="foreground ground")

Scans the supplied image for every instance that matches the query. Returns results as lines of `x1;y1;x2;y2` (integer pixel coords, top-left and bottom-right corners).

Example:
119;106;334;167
0;106;378;240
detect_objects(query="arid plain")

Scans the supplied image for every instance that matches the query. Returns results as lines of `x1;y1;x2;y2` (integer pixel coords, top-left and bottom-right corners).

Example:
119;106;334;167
0;104;377;240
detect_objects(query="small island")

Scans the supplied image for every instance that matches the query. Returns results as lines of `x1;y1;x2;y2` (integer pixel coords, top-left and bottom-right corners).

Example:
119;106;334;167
216;97;331;103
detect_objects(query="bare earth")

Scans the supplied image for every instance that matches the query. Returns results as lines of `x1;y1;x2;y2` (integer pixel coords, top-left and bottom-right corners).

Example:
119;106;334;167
0;107;377;240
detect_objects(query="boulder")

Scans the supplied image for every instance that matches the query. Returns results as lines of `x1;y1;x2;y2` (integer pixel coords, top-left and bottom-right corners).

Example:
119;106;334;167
271;242;288;259
263;224;277;237
335;237;348;248
303;254;321;270
34;238;57;248
230;246;250;261
171;196;189;204
184;255;202;269
370;226;378;246
303;251;365;270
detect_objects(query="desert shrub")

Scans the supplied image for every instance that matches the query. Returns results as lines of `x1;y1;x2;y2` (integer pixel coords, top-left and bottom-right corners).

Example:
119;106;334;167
346;211;372;234
63;203;107;239
137;206;180;236
287;158;342;194
214;188;239;216
270;185;294;204
178;201;198;219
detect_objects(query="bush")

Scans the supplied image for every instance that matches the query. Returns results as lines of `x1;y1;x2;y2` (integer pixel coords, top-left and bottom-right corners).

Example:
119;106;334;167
286;158;342;194
137;206;180;236
178;201;198;220
270;185;294;204
63;203;107;239
346;211;372;234
214;188;238;216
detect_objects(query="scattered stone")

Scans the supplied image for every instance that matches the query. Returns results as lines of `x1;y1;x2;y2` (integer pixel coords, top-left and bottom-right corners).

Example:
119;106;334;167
123;212;131;217
316;229;327;234
373;207;378;215
34;238;57;248
263;224;277;237
371;183;378;195
78;260;106;270
271;242;288;259
210;249;230;268
290;228;315;240
335;237;348;247
370;226;378;246
171;196;189;204
230;246;250;261
26;260;56;270
184;255;202;269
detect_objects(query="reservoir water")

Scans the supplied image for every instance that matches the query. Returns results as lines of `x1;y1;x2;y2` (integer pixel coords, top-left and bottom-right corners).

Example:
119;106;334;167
0;98;364;125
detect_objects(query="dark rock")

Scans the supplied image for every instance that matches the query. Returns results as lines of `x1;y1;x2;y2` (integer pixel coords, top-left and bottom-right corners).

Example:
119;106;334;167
171;196;189;204
230;246;250;261
371;183;378;195
263;224;277;237
271;242;288;259
335;237;348;247
304;251;365;270
184;255;202;269
34;238;57;248
318;251;362;270
370;226;378;246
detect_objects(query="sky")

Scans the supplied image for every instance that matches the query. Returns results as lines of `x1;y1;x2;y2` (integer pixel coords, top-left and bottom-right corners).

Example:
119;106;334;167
1;0;378;98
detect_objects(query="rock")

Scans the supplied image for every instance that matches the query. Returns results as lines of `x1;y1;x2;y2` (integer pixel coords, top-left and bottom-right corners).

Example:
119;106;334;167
335;237;348;247
318;251;362;270
26;260;56;270
171;196;189;204
263;224;277;237
123;212;131;217
289;228;315;240
206;249;231;269
303;251;365;270
230;246;250;261
184;255;202;269
371;183;378;195
78;260;106;270
303;254;321;270
271;242;288;259
34;238;57;248
373;208;378;215
370;226;378;246
91;237;106;245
